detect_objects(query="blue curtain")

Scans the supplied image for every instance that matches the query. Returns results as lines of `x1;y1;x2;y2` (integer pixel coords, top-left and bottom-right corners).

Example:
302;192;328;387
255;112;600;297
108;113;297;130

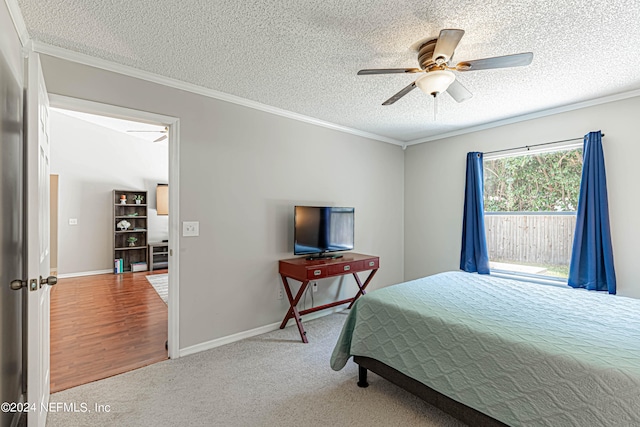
568;131;616;294
460;152;490;274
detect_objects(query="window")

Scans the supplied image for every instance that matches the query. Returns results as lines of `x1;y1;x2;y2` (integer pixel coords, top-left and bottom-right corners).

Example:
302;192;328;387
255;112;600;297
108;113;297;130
483;146;583;280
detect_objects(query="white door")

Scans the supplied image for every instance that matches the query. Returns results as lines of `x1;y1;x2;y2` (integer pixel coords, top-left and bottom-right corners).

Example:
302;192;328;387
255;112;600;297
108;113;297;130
26;51;54;427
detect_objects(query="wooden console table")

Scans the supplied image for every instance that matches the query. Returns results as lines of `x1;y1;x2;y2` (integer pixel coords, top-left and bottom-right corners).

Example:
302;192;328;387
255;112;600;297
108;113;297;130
278;253;379;343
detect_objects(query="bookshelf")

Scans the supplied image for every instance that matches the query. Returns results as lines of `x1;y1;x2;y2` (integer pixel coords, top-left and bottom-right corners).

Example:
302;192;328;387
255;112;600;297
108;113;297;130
113;190;148;273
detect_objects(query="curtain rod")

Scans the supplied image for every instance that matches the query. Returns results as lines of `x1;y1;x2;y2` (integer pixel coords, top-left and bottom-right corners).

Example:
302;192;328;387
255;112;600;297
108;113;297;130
483;133;605;156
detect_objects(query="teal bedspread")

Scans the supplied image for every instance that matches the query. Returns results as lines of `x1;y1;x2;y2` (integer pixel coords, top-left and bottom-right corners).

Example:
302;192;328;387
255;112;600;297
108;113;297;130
330;271;640;426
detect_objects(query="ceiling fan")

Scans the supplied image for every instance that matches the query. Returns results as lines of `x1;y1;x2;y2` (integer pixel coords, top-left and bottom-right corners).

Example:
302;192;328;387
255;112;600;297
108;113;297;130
126;126;168;142
358;29;533;106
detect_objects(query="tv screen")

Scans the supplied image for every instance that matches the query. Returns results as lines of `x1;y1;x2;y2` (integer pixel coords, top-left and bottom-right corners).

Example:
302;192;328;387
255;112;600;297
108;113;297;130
294;206;354;257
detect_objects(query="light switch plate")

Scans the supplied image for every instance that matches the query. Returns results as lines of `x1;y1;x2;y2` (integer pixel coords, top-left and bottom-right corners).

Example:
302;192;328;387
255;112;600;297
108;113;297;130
182;221;199;237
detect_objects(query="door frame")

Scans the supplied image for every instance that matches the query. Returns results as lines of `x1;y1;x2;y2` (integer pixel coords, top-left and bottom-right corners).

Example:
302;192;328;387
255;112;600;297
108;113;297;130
47;94;181;359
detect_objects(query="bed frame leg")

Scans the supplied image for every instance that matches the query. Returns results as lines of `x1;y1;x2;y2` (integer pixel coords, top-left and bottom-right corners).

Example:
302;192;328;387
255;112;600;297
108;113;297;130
357;365;369;388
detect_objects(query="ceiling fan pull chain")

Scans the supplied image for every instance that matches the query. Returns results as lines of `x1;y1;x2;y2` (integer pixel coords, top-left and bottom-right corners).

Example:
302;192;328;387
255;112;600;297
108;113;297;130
433;94;438;121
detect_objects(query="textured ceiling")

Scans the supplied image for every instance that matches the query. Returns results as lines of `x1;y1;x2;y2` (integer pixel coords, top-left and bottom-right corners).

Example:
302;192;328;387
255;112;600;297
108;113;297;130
16;0;640;143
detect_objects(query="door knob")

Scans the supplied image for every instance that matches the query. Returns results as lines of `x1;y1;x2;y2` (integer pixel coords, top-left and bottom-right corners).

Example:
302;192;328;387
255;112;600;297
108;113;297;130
39;275;58;288
11;279;40;291
10;279;27;290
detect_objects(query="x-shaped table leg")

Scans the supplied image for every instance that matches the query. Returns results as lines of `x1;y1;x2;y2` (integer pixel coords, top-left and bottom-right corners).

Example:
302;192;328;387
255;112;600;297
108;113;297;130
347;269;378;309
279;275;309;343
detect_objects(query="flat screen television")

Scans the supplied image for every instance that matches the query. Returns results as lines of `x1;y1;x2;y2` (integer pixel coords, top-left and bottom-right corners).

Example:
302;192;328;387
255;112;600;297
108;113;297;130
294;206;354;259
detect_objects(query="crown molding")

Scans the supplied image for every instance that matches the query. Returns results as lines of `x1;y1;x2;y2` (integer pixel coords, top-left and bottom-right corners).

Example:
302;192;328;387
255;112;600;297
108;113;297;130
406;88;640;146
4;0;29;47
31;41;403;147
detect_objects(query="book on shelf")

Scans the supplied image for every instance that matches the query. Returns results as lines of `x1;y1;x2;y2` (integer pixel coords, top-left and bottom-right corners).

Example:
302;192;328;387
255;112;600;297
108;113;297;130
114;258;124;274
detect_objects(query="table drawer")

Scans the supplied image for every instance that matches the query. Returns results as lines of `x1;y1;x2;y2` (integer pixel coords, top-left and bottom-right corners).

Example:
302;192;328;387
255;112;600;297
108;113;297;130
307;266;328;279
364;259;379;270
328;261;364;275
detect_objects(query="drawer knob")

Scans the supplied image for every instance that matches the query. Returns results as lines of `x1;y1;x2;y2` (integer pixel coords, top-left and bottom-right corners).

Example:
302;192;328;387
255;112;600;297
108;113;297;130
344;265;350;271
314;270;322;276
368;261;375;267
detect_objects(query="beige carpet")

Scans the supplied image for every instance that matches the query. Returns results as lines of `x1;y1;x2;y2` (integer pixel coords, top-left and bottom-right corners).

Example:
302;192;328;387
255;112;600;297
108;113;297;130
46;313;465;427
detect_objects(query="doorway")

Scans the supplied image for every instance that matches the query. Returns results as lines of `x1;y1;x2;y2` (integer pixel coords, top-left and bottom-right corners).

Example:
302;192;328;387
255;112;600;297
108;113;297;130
46;96;180;391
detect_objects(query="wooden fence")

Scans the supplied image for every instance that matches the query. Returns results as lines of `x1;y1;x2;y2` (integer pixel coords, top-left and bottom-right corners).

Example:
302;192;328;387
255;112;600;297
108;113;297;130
484;213;576;266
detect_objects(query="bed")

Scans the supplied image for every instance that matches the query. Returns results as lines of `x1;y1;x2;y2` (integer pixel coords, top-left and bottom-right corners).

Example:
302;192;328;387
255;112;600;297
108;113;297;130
330;271;640;426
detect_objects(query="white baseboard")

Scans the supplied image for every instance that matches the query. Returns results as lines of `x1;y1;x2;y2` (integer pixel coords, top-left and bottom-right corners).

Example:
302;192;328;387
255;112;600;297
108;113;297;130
57;269;113;278
179;307;346;358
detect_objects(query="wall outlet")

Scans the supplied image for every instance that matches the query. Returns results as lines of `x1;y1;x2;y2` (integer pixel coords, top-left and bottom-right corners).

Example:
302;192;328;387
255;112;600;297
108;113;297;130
312;282;318;293
68;218;78;225
277;287;283;300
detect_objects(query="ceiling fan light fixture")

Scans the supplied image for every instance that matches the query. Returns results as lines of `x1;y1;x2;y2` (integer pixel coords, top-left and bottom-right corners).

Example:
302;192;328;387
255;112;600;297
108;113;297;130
415;70;456;96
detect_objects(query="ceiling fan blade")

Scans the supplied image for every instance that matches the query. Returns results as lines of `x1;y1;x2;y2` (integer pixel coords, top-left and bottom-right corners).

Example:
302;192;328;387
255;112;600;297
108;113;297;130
433;29;465;63
154;135;168;142
455;52;533;71
382;82;417;105
357;68;422;75
446;79;473;103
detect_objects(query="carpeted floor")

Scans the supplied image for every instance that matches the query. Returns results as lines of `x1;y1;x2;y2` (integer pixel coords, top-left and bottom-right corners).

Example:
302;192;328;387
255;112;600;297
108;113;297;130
46;313;465;427
145;274;168;304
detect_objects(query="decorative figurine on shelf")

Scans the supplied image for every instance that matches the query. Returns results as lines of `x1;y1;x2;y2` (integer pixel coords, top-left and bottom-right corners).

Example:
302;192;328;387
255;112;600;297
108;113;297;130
127;236;138;247
134;195;144;205
120;194;127;204
117;220;131;230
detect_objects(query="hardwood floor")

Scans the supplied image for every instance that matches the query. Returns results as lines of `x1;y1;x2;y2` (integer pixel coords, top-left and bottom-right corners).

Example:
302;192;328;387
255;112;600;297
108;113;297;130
50;271;168;393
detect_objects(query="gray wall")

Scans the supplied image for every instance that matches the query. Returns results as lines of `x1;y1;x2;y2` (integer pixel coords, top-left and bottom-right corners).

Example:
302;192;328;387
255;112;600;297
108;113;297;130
404;96;640;298
0;2;24;426
50;110;169;275
40;55;405;349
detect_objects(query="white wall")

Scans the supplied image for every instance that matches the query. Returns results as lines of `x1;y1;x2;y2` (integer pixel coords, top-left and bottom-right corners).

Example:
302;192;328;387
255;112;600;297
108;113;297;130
40;55;405;349
50;110;169;275
0;3;21;84
405;95;640;299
